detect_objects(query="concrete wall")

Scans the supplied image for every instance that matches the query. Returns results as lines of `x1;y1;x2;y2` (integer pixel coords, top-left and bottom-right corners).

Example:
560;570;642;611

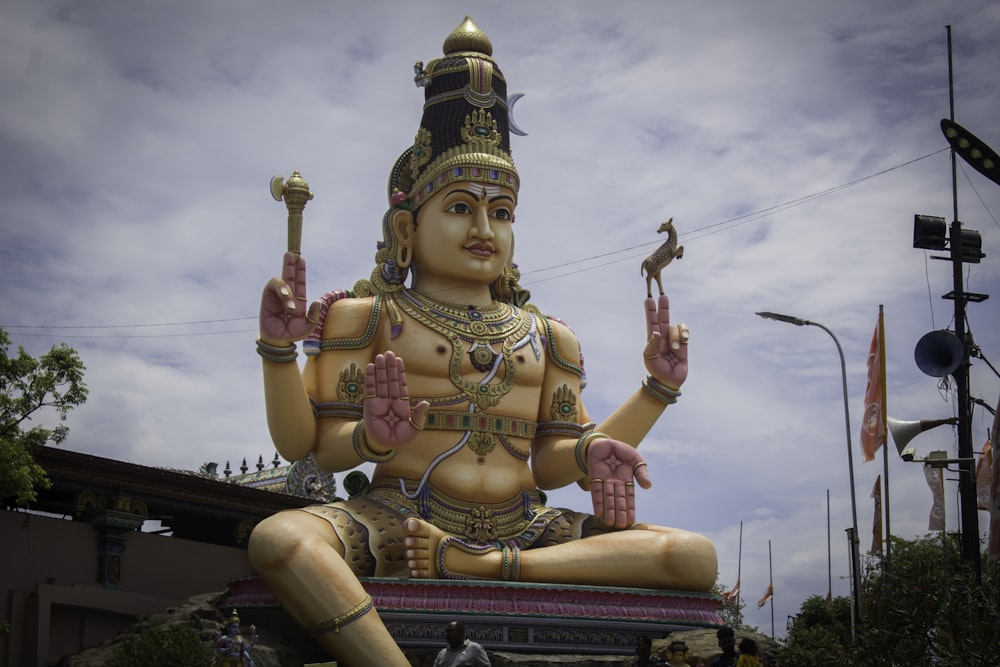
1;510;256;666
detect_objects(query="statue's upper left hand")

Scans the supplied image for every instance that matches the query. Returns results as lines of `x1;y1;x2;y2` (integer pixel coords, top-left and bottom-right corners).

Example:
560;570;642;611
642;294;689;390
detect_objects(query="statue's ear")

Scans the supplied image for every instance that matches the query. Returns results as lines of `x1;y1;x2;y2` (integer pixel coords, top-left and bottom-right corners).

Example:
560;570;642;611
390;209;416;269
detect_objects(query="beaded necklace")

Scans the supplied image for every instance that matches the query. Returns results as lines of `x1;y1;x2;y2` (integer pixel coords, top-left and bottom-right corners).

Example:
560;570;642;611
394;289;534;412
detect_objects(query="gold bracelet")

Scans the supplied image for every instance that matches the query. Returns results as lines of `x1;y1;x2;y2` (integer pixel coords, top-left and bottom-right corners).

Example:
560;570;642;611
574;430;610;475
641;376;681;405
352;422;396;463
255;337;298;364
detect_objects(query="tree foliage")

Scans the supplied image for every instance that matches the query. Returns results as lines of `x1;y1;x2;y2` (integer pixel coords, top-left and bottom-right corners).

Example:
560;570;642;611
106;620;215;667
0;328;87;506
858;533;999;666
781;534;1000;666
711;582;758;633
781;595;853;666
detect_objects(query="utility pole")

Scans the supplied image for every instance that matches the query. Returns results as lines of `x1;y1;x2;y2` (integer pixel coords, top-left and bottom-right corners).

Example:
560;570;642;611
944;26;982;580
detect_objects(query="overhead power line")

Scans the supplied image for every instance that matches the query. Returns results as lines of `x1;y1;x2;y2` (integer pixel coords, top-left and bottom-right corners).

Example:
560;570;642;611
5;147;976;340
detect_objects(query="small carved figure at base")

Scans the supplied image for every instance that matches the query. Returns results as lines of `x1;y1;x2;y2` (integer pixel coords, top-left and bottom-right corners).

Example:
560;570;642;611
214;609;257;667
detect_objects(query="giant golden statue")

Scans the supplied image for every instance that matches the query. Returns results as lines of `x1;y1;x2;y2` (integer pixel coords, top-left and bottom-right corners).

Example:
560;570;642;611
248;17;717;665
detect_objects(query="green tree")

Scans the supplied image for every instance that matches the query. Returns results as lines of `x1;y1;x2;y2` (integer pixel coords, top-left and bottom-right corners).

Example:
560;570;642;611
781;535;999;666
0;328;87;506
711;582;757;633
106;620;215;667
781;595;853;666
858;533;999;666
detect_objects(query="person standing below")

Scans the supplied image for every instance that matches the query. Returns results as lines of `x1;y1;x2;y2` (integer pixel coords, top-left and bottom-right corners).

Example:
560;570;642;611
709;627;738;667
434;621;490;667
735;638;760;667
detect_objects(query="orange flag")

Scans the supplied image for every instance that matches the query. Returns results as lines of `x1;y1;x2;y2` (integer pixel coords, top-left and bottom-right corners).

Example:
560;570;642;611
860;310;887;462
871;475;883;554
757;583;773;608
722;579;741;602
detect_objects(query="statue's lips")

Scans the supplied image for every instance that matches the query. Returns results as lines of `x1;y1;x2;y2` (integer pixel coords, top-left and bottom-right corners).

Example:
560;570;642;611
464;244;494;257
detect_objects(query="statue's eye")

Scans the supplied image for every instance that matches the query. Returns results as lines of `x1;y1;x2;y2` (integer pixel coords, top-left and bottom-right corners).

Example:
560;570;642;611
447;202;471;214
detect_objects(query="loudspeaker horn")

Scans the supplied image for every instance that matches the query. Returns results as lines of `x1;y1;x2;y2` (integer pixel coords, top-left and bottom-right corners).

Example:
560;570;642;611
914;329;964;377
887;416;958;455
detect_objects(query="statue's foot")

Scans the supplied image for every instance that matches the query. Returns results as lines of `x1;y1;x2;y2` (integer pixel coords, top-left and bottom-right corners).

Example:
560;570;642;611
404;518;499;580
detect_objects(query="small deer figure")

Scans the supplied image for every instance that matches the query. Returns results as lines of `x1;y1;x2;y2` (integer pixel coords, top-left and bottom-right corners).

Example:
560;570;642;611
641;218;684;297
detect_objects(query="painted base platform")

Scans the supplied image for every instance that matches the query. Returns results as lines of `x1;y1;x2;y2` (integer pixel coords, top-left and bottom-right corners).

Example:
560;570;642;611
225;576;723;655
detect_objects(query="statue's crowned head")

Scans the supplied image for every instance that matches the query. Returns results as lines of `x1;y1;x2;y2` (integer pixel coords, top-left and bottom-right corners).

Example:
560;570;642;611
359;16;527;304
389;15;519;210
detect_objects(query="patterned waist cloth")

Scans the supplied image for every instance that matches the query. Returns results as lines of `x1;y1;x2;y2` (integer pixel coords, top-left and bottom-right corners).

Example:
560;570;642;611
367;478;559;545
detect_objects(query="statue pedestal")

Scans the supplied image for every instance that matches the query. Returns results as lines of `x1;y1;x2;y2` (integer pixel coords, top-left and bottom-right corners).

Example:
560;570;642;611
224;576;723;655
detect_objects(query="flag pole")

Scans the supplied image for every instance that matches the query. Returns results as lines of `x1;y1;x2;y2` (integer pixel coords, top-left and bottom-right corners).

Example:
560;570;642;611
768;539;774;639
878;305;891;570
827;489;832;602
736;520;743;627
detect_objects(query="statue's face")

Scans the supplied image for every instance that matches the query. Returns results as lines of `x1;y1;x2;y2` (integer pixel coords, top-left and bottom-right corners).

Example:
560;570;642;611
410;183;514;289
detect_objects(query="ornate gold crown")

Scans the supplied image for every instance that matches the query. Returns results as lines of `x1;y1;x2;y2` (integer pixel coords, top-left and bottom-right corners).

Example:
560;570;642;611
388;16;519;209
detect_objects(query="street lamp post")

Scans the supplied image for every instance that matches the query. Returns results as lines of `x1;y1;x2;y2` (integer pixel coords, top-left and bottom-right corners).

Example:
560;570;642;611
756;311;864;635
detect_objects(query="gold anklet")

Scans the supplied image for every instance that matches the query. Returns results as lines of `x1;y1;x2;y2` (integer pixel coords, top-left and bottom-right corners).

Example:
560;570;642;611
303;595;373;636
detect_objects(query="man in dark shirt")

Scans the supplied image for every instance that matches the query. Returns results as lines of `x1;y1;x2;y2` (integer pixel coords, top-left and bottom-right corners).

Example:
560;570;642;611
709;627;738;667
434;621;491;667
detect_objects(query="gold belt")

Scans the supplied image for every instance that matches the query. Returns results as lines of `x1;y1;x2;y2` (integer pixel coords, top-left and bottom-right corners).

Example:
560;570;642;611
423;409;537;439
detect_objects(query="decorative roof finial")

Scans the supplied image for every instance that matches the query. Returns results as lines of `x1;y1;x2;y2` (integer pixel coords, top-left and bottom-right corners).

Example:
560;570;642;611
442;16;492;57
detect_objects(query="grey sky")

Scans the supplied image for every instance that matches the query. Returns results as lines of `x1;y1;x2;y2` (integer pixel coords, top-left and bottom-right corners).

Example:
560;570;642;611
2;0;998;638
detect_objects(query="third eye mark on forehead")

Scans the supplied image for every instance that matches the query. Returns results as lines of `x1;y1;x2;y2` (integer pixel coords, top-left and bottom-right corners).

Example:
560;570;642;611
447;183;513;204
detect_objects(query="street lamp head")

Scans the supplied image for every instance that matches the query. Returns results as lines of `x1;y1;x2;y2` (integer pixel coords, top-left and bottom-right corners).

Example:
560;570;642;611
756;311;808;326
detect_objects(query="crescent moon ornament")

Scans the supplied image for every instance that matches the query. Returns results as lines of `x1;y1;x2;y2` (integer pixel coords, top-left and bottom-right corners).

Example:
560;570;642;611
507;92;528;137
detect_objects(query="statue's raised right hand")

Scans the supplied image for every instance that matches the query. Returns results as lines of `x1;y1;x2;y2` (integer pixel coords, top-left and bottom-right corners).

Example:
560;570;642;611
259;252;322;345
364;351;430;451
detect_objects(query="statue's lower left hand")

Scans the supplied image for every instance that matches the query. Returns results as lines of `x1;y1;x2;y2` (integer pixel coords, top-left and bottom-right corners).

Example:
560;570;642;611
364;351;429;451
587;438;652;528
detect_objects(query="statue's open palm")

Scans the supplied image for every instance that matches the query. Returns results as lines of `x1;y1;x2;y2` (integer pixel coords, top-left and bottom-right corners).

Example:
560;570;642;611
588;438;652;529
364;351;429;450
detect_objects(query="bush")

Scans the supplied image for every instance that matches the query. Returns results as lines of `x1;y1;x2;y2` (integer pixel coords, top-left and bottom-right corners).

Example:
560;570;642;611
106;620;215;667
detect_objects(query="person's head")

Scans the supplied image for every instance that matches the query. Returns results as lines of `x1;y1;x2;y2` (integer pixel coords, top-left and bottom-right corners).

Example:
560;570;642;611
738;637;757;656
667;640;688;664
635;635;653;657
444;621;466;649
716;626;736;655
